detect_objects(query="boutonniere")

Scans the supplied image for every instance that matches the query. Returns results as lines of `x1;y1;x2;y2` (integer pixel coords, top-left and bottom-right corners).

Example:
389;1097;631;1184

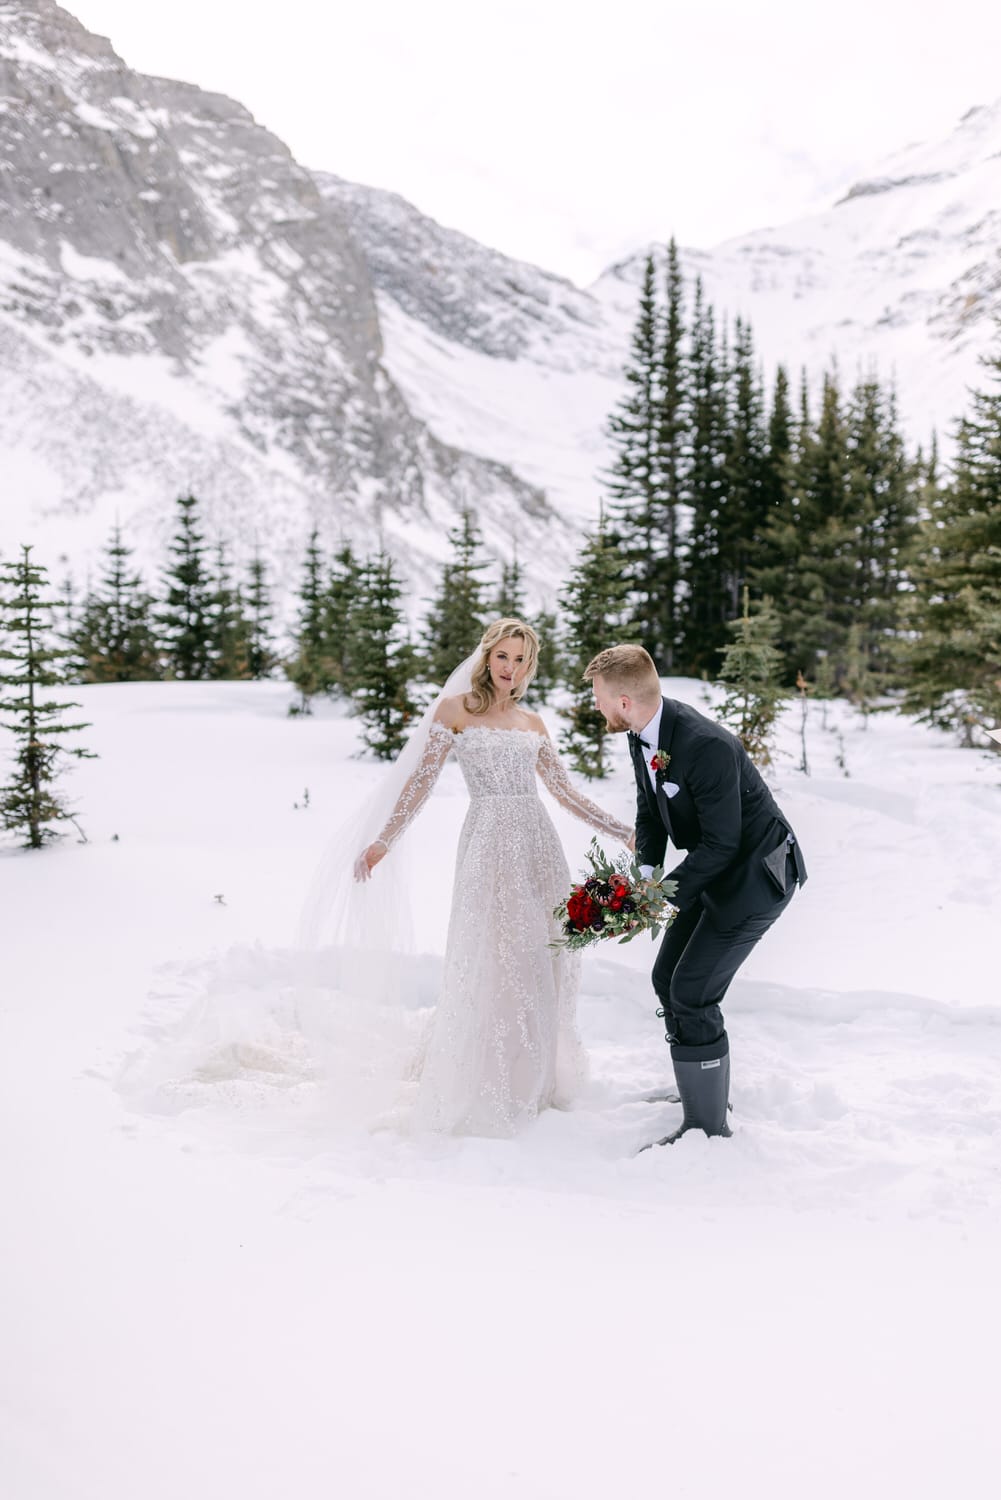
650;749;671;788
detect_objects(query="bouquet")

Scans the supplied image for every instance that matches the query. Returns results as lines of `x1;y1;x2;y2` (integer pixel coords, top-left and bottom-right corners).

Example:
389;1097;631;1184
551;839;678;952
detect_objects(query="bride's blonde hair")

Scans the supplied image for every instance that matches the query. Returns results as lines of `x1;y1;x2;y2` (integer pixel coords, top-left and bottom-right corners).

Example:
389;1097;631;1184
464;618;540;715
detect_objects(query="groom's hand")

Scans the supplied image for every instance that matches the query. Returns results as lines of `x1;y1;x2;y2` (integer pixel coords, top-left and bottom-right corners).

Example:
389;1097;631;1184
626;831;636;854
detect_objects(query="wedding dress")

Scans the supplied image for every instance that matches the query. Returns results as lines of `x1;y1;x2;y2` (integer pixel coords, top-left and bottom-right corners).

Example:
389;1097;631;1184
378;722;632;1136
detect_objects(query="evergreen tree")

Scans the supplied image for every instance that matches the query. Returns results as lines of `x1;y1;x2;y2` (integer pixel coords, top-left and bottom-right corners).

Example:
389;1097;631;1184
605;253;666;658
902;343;1001;739
208;540;251;680
287;528;337;712
654;238;687;668
422;510;488;683
323;542;363;694
349;551;420;759
843;378;919;689
530;609;562;704
0;546;95;849
715;587;786;768
72;522;160;683
557;510;629;777
681;282;730;673
244;551;278;680
719;317;769;614
495;554;527;620
159;494;214;681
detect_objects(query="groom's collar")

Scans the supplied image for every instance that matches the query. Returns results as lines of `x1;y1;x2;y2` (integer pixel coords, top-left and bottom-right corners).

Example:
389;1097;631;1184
636;700;663;748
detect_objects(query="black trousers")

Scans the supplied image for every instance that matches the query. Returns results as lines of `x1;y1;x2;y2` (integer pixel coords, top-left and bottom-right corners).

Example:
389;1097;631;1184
652;886;795;1049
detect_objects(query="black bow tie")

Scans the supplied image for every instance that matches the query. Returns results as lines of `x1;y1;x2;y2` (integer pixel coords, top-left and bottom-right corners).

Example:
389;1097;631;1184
631;734;651;748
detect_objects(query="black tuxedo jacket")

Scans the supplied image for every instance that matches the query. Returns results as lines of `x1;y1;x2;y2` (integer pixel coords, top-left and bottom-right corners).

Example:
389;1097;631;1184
629;697;807;927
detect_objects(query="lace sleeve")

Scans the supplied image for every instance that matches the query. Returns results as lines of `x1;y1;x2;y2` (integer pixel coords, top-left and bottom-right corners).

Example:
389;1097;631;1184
376;721;453;850
536;735;633;844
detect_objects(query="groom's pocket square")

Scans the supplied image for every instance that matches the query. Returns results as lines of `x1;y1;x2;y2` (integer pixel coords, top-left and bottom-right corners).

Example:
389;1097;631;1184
662;781;680;799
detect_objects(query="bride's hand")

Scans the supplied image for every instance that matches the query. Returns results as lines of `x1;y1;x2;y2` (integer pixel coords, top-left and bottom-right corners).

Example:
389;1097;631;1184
626;831;637;853
354;842;388;882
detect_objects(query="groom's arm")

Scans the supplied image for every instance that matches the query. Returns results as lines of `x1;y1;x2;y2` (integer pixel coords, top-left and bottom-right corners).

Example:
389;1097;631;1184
668;734;742;912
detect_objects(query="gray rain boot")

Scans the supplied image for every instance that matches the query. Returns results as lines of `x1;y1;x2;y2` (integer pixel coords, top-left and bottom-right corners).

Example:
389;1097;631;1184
639;1035;733;1150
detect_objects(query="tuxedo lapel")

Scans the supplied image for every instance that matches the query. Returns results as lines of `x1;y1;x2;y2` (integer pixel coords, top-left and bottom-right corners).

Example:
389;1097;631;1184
655;697;678;837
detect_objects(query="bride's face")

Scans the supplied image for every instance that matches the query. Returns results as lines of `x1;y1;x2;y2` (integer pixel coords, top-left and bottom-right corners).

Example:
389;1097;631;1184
488;637;530;698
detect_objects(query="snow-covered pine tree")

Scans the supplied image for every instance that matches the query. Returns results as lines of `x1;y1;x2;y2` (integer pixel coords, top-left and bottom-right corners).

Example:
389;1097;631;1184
244;551;278;680
422;510;488;684
715;587;786;768
287;529;337;713
557;509;628;777
0;546;95;849
72;522;161;682
208;540;251;680
349;551;419;760
902;343;1001;742
159;494;214;680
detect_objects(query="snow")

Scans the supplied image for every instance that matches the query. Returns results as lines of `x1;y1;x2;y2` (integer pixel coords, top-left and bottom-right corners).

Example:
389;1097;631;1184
2;679;999;1498
59;241;130;285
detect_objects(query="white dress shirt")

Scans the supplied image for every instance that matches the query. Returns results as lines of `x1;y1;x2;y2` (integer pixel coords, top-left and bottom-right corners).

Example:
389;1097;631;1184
636;701;664;878
637;702;664;794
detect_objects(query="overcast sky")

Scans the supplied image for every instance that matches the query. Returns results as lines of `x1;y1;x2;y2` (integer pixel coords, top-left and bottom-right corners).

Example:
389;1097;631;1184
67;0;1001;285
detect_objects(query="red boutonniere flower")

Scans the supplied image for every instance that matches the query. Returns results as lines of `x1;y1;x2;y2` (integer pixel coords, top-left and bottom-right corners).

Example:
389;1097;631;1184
649;749;671;788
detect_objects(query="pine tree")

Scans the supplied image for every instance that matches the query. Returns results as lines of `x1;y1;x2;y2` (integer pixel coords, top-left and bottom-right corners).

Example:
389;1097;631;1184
605;252;666;659
530;609;562;704
72;522;160;683
349;551;420;759
422;510;488;684
681;281;730;673
557;510;629;777
495;554;527;620
719;317;769;614
902;343;1001;740
654;238;687;668
244;551;278;680
715;587;786;768
287;529;337;713
0;546;95;849
159;494;214;681
208;540;251;680
843;378;919;689
323;542;363;695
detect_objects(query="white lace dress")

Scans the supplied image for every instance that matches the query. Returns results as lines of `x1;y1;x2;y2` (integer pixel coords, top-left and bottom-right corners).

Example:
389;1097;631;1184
377;723;632;1136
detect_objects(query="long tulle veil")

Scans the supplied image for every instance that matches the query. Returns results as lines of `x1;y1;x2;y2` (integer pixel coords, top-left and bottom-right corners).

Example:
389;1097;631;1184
296;647;481;1001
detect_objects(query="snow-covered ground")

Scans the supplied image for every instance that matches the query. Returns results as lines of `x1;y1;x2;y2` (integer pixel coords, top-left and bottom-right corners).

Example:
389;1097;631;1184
2;680;999;1498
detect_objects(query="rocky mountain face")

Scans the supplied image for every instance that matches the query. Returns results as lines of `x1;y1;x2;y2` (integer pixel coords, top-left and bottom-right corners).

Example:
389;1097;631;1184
0;0;555;596
2;0;1000;607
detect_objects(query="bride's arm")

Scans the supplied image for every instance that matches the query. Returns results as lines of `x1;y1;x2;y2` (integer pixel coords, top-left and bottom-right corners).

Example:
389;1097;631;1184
535;730;633;845
356;719;454;880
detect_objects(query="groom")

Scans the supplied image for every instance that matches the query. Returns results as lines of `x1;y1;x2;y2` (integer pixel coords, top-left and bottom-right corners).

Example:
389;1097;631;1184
585;645;807;1146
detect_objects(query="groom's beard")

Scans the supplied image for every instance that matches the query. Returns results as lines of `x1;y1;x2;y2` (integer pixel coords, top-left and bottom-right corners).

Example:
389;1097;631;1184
601;710;631;733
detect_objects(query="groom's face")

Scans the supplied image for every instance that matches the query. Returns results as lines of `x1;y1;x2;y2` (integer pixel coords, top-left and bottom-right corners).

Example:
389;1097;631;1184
591;675;632;733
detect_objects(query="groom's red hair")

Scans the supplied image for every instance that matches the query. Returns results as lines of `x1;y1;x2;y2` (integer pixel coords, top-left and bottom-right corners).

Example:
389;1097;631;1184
583;645;661;700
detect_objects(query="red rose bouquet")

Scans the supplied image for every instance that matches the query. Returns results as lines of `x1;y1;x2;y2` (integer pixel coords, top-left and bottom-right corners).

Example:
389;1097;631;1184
551;839;678;952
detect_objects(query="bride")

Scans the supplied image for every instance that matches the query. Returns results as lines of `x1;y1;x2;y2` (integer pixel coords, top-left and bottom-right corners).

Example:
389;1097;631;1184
355;618;633;1137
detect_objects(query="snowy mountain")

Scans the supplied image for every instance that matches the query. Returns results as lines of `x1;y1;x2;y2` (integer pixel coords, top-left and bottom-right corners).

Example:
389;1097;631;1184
2;0;1001;604
0;0;557;595
595;101;1001;445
